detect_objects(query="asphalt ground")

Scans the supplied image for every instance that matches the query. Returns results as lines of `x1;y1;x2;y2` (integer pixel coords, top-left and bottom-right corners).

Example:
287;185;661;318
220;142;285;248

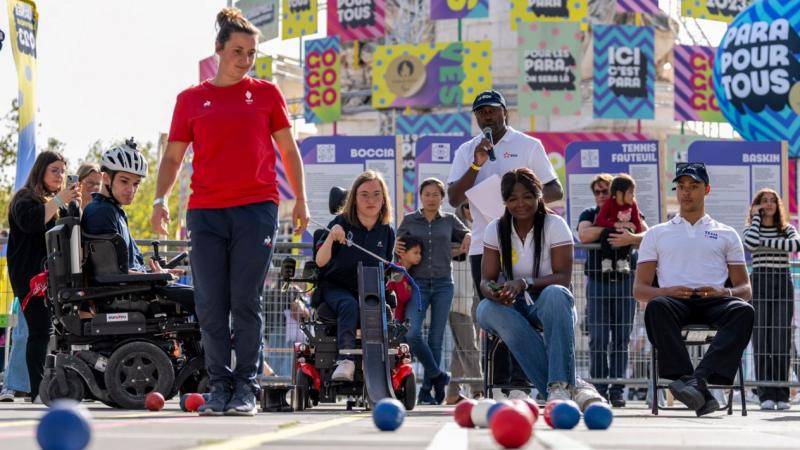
1;400;799;450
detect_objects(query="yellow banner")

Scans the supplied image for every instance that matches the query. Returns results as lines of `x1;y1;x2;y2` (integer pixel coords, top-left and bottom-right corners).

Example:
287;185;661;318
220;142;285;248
7;0;38;192
282;0;317;39
510;0;588;29
371;41;492;109
681;0;754;23
253;55;273;80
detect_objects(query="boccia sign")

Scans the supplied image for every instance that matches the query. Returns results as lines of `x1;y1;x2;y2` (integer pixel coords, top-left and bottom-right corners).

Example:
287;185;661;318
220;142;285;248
712;0;800;157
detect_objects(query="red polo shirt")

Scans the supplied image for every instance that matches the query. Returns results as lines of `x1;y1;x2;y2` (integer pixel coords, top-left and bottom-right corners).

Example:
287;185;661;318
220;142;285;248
169;76;291;209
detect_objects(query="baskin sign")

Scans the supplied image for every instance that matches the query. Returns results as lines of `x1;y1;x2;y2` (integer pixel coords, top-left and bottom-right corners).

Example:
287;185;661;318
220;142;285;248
712;0;800;156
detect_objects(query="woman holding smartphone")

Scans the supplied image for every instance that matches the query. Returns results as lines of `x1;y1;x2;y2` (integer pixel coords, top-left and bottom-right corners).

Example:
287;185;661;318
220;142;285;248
7;151;79;402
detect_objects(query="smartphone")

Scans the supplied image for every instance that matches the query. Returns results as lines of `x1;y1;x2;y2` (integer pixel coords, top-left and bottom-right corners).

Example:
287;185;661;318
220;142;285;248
67;174;79;188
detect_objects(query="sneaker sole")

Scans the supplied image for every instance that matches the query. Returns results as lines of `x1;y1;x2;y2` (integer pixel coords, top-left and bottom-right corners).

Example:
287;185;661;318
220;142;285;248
668;380;706;411
696;399;720;417
225;407;257;416
199;409;225;416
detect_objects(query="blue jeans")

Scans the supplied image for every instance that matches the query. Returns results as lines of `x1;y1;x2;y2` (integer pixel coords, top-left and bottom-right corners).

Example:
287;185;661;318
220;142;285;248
476;285;576;394
586;277;635;395
406;277;453;382
187;201;278;392
4;304;30;393
323;286;360;359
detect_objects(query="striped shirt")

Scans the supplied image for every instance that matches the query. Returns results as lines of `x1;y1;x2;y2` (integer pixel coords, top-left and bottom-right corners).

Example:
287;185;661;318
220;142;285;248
743;214;800;269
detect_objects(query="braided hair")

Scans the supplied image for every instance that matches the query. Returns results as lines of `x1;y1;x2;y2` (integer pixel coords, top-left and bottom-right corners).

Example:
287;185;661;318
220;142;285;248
497;168;552;283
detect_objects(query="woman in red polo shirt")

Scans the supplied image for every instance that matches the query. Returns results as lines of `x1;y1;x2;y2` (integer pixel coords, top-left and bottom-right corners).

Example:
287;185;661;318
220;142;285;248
150;8;309;416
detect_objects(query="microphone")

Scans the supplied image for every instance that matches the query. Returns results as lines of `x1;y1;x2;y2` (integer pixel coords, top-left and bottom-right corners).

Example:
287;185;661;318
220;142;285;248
482;127;497;161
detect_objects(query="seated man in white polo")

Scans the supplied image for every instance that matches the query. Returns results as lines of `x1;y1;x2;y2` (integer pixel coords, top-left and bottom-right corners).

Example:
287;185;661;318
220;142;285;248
633;163;754;417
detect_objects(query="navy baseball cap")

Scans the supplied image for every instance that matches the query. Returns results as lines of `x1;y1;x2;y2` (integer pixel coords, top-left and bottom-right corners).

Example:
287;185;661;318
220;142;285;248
673;162;709;185
472;90;506;111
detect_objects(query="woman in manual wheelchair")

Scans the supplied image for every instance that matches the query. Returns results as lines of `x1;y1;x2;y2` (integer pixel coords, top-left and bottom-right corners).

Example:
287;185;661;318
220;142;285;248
315;170;396;382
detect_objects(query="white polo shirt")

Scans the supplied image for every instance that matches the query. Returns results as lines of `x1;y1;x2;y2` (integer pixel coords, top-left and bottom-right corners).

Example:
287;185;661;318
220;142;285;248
483;214;573;280
447;127;558;255
637;214;746;289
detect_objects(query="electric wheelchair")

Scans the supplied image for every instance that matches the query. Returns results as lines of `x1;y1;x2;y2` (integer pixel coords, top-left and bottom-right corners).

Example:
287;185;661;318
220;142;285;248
39;215;206;409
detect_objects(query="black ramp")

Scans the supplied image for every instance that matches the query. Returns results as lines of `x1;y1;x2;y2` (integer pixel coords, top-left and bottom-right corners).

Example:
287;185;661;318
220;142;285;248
358;262;395;405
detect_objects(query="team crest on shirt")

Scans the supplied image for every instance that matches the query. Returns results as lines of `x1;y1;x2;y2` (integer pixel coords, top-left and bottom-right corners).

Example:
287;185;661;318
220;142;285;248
377;241;383;248
245;90;254;105
503;152;519;159
704;231;718;240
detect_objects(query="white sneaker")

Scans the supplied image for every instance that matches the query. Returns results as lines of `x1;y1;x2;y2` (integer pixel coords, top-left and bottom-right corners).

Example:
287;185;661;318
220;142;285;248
776;401;791;410
0;389;15;402
615;259;631;274
572;378;607;411
491;388;508;400
601;259;613;273
760;399;776;410
331;360;355;382
547;382;571;402
508;390;529;401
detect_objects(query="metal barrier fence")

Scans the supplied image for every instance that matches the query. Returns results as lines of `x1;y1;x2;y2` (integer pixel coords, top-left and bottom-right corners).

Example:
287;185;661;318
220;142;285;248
2;238;799;400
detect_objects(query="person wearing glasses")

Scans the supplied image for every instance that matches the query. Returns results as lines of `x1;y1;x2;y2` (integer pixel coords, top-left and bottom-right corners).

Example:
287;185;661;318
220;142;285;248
76;163;102;210
633;163;753;417
577;173;647;407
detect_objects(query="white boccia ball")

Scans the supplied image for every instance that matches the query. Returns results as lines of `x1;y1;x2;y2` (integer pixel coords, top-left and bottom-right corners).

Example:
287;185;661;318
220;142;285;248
470;399;497;428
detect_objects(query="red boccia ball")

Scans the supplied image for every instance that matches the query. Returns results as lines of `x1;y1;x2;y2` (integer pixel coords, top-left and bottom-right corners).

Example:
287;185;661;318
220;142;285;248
543;399;564;429
145;392;165;411
510;399;535;425
454;399;477;428
490;407;534;449
521;398;540;423
184;393;205;412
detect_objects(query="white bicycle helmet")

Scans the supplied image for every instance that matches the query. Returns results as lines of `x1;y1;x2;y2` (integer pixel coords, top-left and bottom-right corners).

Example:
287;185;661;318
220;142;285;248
101;138;148;177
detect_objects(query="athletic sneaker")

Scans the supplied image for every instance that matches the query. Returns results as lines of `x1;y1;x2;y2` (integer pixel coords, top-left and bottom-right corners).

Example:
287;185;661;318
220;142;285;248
225;384;259;416
491;388;507;400
776;401;791;411
0;389;15;402
615;259;631;274
199;384;232;416
546;382;571;402
760;399;776;410
331;360;355;382
507;390;530;401
601;259;613;273
572;378;607;411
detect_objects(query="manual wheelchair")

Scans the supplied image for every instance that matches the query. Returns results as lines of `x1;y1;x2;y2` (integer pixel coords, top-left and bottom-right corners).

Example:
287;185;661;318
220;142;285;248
39;215;205;409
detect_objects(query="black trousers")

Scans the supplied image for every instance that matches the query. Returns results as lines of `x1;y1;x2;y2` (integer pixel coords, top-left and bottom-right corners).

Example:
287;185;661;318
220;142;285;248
599;228;631;262
22;296;53;400
470;255;528;390
644;295;754;385
751;269;794;402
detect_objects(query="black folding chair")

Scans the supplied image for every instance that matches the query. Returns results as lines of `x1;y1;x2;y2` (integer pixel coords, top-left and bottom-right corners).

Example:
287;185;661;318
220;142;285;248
650;325;747;416
481;331;535;398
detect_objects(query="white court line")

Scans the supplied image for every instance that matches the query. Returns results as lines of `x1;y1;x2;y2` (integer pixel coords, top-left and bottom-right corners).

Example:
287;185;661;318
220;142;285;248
536;429;594;450
426;422;468;450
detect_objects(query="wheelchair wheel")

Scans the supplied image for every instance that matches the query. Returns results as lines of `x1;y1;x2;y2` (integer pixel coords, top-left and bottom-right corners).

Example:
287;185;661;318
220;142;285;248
396;373;416;411
39;370;85;406
104;341;176;409
293;369;310;412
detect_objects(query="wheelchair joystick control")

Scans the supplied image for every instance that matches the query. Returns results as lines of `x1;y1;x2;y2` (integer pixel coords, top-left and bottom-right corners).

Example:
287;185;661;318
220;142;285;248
151;241;167;267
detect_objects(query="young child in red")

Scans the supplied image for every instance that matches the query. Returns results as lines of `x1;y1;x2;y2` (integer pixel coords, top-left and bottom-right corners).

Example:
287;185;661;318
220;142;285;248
594;174;643;273
386;235;423;321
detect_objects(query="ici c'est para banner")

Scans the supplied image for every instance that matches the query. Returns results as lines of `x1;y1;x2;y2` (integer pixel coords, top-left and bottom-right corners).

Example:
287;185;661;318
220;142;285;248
304;37;341;124
282;0;317;39
593;25;655;119
673;45;724;122
510;0;588;30
518;21;583;117
327;0;385;42
371;41;492;109
712;0;800;157
430;0;489;20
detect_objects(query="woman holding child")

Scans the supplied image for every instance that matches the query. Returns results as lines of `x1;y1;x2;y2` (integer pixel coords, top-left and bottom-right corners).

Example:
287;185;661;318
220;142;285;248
396;178;470;405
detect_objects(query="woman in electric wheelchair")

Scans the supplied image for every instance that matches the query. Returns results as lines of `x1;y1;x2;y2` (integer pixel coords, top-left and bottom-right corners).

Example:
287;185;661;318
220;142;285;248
315;170;395;382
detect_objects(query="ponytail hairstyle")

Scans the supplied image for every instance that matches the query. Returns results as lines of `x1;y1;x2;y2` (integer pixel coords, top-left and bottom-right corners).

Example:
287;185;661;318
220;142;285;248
215;7;260;51
497;168;552;282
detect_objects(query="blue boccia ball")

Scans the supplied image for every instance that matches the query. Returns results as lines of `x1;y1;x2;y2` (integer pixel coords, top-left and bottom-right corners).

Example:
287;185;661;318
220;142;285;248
372;398;406;431
36;401;92;450
179;393;190;412
584;403;613;430
551;400;581;430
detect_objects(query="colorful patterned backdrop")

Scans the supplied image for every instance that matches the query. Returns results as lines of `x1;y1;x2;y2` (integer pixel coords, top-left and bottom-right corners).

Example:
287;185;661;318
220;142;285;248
673;45;724;122
327;0;385;42
510;0;588;30
616;0;659;14
282;0;318;39
593;25;655;119
304;37;341;123
681;0;755;22
430;0;488;20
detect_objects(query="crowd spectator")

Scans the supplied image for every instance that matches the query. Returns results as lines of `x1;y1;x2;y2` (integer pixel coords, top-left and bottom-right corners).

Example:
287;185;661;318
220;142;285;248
76;163;102;210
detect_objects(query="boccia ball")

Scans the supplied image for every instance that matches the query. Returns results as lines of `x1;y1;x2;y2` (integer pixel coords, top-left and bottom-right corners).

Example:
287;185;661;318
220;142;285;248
185;393;205;412
486;400;514;424
510;399;535;424
551;400;581;430
453;399;477;428
37;401;92;450
584;403;613;430
470;399;496;428
490;407;533;449
145;392;165;411
372;398;406;431
543;399;564;428
179;393;189;412
520;398;540;423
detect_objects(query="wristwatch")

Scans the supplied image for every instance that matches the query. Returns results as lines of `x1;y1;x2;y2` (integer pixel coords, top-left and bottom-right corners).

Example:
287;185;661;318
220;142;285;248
153;196;167;207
